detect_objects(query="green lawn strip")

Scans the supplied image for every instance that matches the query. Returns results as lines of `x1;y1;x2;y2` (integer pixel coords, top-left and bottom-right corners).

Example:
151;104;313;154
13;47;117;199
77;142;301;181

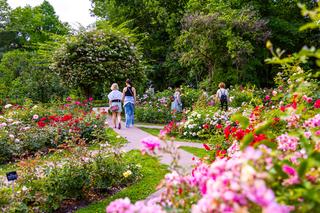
179;146;209;158
135;122;164;127
76;150;168;213
139;127;202;143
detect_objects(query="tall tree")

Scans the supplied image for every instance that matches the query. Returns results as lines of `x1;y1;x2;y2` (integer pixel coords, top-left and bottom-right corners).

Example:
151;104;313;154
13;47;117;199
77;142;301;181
6;0;70;48
175;2;270;88
90;0;189;89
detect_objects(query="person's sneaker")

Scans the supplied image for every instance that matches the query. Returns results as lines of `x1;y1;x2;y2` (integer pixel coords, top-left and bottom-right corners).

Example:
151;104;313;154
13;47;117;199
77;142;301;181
118;123;121;129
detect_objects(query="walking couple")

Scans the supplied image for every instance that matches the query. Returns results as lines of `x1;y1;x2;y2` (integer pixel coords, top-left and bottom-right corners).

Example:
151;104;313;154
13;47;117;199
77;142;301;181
108;79;136;129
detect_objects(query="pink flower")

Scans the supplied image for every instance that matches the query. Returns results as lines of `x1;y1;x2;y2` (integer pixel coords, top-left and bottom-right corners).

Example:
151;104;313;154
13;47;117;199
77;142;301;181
265;95;270;100
141;137;161;152
314;99;320;108
282;165;299;186
106;198;133;213
276;133;299;152
272;90;277;96
282;165;296;176
32;114;39;120
89;97;94;102
66;96;72;102
304;131;311;139
75;101;81;105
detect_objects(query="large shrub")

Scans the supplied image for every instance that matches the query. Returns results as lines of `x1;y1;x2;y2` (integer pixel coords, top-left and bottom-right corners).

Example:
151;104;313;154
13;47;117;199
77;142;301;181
52;23;146;97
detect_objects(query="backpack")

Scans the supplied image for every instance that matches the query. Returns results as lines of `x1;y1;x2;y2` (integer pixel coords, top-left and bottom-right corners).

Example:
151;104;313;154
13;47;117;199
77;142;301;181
220;89;228;102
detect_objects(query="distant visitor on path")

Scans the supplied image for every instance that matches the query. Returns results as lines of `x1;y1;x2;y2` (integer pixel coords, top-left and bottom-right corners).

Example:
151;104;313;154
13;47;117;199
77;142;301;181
122;79;136;128
108;83;123;129
216;82;229;111
171;87;182;113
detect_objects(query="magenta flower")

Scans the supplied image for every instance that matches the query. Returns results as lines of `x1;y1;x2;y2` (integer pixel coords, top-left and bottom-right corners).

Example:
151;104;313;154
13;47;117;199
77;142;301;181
282;165;297;176
89;97;94;102
66;96;72;102
141;137;161;152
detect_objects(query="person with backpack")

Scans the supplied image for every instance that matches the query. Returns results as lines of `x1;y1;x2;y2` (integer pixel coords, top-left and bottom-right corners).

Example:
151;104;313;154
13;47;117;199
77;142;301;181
216;82;229;111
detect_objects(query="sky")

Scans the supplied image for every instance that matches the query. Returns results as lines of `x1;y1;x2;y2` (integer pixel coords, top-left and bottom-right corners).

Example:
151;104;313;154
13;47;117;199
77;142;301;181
7;0;97;28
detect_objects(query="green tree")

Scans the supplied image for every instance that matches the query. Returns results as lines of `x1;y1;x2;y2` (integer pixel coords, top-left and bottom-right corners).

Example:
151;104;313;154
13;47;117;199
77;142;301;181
0;49;67;102
0;0;10;30
6;0;69;48
175;2;269;88
90;0;189;89
52;23;146;97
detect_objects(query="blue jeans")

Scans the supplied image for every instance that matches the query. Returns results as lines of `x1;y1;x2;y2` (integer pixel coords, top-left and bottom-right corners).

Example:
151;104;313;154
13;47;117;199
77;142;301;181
124;102;134;127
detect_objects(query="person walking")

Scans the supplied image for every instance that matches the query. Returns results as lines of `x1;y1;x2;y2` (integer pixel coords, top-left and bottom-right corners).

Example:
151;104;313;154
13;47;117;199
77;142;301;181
108;83;123;129
171;87;182;113
216;82;229;111
122;79;136;128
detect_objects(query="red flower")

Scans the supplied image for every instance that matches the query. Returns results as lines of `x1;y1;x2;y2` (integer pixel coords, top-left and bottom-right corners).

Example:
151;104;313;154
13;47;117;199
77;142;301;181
224;126;231;139
216;150;227;158
40;117;47;122
37;121;46;128
280;106;286;112
216;124;222;129
203;144;211;151
61;114;73;122
203;123;210;130
314;99;320;108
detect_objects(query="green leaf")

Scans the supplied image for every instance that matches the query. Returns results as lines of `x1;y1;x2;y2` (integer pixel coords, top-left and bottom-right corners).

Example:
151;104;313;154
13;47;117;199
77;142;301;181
298;160;308;178
254;120;272;134
240;132;253;150
231;114;249;129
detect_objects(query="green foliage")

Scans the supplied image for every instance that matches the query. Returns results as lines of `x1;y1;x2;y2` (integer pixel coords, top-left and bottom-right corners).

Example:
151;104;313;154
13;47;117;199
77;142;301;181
0;49;67;102
90;0;189;89
52;24;146;97
76;150;168;213
175;1;269;87
6;0;69;48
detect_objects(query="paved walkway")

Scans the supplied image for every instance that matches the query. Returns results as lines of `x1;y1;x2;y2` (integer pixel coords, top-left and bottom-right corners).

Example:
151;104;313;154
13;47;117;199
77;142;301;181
93;107;203;170
93;107;204;202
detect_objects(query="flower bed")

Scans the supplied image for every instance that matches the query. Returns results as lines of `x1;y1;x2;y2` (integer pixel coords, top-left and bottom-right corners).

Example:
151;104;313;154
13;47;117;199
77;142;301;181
0;146;142;212
0;98;107;164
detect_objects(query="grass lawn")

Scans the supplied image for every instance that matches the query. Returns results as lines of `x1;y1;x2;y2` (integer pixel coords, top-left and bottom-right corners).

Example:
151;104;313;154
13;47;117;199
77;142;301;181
76;150;168;213
179;146;209;158
139;127;202;143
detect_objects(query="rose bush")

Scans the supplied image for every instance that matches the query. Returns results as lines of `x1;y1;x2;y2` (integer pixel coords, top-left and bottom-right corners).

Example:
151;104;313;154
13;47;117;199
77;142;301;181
0;98;106;164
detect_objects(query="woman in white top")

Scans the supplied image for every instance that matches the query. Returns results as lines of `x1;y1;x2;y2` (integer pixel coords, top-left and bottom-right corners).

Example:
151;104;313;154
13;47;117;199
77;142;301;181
216;82;229;111
108;83;123;129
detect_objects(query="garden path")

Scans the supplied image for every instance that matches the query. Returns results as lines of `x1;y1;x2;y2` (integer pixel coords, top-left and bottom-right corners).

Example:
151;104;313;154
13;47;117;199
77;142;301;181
94;107;203;202
93;107;203;170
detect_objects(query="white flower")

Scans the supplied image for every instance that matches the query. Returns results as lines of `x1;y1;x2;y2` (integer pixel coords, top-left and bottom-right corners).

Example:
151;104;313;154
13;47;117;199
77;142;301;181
14;139;20;143
0;122;7;128
4;104;12;109
116;135;121;139
33;114;39;120
22;186;28;191
9;134;14;139
123;170;132;178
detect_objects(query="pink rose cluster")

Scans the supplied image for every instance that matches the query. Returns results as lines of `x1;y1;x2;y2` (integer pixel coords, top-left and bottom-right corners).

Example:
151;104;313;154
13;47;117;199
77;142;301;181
303;114;320;128
107;147;292;213
106;198;165;213
189;147;291;213
276;133;299;152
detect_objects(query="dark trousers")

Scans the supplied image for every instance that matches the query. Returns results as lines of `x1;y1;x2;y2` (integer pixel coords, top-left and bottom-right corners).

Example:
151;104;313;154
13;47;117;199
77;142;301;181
220;101;228;111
